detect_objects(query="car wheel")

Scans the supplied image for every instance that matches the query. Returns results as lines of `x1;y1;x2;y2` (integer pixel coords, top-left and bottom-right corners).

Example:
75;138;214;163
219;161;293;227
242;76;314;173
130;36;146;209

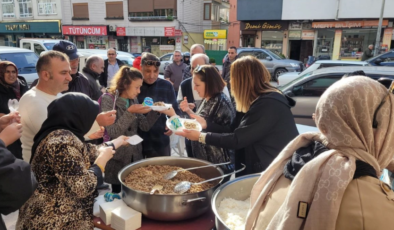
274;68;287;81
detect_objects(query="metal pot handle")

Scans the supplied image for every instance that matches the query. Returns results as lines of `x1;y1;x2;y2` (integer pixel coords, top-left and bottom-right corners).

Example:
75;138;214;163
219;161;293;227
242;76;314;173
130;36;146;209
182;197;206;205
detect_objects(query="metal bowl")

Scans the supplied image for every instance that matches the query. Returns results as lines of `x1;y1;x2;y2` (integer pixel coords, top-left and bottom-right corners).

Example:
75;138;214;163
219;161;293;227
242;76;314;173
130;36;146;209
211;174;260;230
118;156;224;221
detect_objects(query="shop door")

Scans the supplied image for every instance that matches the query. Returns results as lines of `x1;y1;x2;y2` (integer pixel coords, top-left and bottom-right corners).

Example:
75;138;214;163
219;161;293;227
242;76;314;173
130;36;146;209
300;40;313;64
243;35;255;47
289;40;302;61
118;39;128;52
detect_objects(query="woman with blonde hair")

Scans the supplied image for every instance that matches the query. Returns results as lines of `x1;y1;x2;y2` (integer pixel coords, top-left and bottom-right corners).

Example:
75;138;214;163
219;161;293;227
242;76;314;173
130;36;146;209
245;76;394;230
176;56;298;175
101;66;175;193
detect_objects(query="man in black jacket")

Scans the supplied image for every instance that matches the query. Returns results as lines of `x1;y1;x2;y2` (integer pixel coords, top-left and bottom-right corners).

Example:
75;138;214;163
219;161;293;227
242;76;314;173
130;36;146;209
222;46;238;92
0;113;37;230
361;44;374;61
83;55;105;101
99;48;124;88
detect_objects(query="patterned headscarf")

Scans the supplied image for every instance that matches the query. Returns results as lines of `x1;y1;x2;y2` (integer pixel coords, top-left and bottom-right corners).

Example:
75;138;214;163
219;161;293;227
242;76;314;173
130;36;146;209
0;61;22;99
245;76;394;230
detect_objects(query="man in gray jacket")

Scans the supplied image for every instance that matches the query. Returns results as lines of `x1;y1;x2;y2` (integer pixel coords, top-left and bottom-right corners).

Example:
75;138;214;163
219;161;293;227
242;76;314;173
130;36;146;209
164;50;187;96
82;55;105;101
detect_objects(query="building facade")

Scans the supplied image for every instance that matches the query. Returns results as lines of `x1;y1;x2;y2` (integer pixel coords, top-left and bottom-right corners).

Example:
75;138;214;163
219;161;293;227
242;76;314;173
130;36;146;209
0;0;63;46
61;0;230;56
237;0;394;62
227;0;240;48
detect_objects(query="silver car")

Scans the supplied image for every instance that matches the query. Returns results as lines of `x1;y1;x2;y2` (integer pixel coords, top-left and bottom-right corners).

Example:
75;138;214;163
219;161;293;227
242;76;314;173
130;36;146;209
278;66;394;126
231;48;304;80
277;60;369;86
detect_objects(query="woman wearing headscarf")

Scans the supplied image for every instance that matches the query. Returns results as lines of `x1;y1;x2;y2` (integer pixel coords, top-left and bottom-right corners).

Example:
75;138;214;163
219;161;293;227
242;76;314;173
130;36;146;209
16;93;128;230
176;56;298;176
0;61;29;159
245;76;394;230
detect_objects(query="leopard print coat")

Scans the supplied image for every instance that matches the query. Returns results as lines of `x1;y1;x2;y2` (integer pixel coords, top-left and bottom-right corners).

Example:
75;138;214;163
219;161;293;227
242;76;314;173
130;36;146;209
16;130;100;230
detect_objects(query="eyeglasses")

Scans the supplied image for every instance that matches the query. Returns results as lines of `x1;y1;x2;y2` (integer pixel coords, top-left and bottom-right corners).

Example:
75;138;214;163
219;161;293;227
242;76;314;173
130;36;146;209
193;65;205;74
108;53;116;56
372;81;394;128
142;60;161;67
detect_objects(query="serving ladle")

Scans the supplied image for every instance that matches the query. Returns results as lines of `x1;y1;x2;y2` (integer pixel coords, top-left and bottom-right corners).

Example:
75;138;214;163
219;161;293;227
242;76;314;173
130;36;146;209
173;164;246;194
163;161;231;180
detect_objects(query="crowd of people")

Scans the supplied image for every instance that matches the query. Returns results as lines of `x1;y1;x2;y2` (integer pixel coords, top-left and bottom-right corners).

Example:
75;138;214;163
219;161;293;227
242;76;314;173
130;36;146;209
1;39;394;230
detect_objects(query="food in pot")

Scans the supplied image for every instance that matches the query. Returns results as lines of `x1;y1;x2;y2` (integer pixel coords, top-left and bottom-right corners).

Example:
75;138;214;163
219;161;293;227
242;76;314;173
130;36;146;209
124;165;214;194
183;121;198;130
218;197;250;230
153;101;165;106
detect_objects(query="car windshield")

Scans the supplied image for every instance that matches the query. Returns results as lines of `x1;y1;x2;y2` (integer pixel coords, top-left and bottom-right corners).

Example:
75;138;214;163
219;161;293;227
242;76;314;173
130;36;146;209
44;43;56;50
265;49;283;60
278;72;313;91
0;52;38;74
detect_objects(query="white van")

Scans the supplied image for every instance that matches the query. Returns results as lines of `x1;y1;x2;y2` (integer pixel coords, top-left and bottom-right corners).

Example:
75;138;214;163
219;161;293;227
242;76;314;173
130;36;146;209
0;46;39;86
19;39;64;56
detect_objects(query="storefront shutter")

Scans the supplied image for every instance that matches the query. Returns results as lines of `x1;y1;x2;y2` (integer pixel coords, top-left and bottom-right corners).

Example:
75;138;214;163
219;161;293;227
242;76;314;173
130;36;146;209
106;1;123;18
73;3;89;18
128;0;153;12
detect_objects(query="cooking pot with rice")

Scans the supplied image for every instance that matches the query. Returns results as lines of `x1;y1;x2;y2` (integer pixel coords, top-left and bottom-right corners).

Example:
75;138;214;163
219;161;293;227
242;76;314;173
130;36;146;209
119;156;224;221
211;174;260;230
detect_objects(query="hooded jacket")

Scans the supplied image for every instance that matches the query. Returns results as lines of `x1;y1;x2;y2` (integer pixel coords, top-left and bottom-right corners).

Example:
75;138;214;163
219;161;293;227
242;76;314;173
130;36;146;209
206;92;299;175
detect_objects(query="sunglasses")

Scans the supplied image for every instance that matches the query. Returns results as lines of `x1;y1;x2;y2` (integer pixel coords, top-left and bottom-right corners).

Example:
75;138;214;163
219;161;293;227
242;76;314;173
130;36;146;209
193;65;205;74
108;53;116;55
372;81;394;128
142;60;161;67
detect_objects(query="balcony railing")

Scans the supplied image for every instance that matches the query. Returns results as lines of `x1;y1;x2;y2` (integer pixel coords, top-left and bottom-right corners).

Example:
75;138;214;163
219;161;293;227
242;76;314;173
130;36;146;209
20;12;33;18
128;16;177;21
2;13;15;18
38;2;57;15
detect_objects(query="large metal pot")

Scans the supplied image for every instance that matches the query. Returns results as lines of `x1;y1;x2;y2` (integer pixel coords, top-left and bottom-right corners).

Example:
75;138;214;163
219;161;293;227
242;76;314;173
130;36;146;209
211;174;260;230
118;156;224;221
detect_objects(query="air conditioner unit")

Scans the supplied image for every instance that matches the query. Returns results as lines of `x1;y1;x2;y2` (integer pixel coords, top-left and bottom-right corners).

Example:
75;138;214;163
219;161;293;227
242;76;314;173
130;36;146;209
109;25;117;32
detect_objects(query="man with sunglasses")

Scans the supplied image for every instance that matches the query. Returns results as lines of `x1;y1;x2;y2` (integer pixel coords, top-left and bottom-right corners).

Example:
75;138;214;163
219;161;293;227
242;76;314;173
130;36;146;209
137;53;181;158
99;48;124;88
164;50;187;96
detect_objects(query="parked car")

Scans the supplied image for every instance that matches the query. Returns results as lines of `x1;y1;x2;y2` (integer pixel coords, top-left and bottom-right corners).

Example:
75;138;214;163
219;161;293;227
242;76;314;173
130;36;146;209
78;53;134;70
0;46;39;86
159;53;173;74
78;49;134;59
19;38;64;56
278;66;394;126
366;50;394;67
131;53;141;57
223;48;304;80
277;60;369;86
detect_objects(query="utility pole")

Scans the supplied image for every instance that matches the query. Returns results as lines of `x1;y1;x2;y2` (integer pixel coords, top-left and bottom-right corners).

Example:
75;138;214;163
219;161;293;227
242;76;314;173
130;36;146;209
374;0;386;56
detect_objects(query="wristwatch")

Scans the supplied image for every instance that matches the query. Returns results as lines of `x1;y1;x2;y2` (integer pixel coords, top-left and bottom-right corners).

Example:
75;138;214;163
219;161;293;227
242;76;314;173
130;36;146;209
104;141;116;150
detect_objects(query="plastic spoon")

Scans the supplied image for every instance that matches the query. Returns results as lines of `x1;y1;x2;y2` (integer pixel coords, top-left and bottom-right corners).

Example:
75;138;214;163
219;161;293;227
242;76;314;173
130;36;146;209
173;164;246;194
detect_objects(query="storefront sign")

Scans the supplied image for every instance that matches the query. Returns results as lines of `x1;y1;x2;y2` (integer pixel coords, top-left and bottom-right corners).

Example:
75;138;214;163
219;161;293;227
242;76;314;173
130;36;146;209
312;20;388;29
301;30;315;40
164;27;175;37
160;45;175;51
134;27;145;36
383;28;393;50
63;26;107;36
0;21;60;33
288;31;301;39
145;27;155;36
241;21;288;31
155;27;164;36
204;30;227;39
175;30;183;36
116;27;126;36
289;22;302;30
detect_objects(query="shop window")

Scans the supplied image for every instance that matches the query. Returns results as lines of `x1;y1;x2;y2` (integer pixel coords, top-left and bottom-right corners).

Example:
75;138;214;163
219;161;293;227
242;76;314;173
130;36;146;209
261;31;283;53
38;0;57;15
73;3;89;20
204;3;211;20
105;1;123;19
292;76;341;97
2;0;15;18
340;29;376;60
19;0;32;18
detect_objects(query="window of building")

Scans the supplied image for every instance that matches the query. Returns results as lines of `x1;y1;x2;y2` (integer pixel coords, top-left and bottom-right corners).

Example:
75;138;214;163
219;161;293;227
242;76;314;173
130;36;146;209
261;31;284;53
154;9;174;17
129;12;154;17
2;0;15;18
73;3;89;19
212;4;220;22
105;1;123;19
19;0;32;18
37;0;57;15
340;29;377;60
204;3;211;20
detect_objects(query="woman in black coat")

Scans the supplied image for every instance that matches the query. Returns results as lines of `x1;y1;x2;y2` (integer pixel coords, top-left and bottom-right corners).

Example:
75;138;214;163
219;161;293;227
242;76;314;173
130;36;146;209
176;56;299;176
0;61;29;159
